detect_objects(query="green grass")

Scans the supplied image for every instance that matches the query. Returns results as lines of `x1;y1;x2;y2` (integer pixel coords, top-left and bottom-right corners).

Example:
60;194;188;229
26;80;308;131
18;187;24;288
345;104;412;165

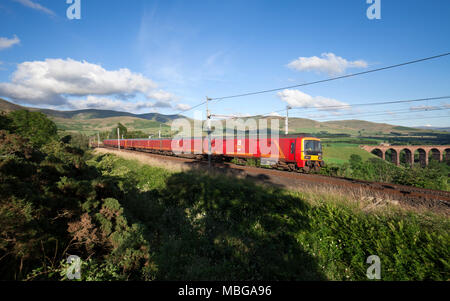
85;153;450;280
51;116;169;136
323;143;377;165
124;119;170;130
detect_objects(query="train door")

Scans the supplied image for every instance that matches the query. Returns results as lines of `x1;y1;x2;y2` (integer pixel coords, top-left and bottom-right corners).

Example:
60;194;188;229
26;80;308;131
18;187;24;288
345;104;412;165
295;137;303;167
289;140;296;161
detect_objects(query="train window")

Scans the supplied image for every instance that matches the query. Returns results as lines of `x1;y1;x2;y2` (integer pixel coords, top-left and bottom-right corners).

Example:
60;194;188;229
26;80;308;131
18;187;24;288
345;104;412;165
290;142;295;154
304;140;322;155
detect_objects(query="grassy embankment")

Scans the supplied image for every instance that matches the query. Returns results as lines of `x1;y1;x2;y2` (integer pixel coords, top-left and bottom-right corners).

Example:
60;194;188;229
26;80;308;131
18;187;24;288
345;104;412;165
320;138;449;191
2;109;448;281
80;153;449;280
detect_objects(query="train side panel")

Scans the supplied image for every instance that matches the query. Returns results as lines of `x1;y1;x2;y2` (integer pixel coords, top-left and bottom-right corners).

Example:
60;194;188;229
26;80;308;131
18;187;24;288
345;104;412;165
102;136;323;170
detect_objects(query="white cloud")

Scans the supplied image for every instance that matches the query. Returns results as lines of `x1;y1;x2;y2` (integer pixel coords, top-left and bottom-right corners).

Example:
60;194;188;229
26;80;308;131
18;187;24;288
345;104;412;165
235;113;251;118
277;89;350;111
0;35;20;50
175;103;191;111
306;111;344;119
268;112;281;117
147;90;175;102
0;58;176;107
13;0;55;16
287;53;368;75
67;96;170;113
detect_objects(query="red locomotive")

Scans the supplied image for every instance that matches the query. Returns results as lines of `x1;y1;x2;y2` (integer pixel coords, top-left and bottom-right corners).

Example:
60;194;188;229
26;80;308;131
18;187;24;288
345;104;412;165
103;135;323;172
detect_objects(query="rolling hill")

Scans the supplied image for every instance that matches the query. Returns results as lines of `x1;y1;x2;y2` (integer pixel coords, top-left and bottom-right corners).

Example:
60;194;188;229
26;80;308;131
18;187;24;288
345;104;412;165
415;126;450;132
0;98;446;137
0;98;184;123
0;98;185;135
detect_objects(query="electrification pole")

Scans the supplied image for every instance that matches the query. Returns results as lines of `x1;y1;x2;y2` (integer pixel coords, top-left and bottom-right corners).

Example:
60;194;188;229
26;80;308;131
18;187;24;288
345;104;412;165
285;106;291;135
97;132;100;147
159;124;161;138
117;128;120;150
206;96;212;169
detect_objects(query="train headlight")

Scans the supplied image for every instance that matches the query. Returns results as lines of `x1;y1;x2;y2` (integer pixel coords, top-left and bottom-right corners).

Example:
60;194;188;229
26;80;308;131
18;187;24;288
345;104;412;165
304;155;311;159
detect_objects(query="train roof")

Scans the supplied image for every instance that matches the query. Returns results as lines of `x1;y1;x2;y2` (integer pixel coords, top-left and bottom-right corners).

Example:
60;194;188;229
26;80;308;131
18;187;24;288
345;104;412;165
104;134;319;141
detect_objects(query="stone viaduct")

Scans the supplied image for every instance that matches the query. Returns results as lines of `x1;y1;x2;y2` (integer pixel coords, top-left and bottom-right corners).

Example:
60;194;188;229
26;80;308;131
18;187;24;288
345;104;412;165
360;145;450;166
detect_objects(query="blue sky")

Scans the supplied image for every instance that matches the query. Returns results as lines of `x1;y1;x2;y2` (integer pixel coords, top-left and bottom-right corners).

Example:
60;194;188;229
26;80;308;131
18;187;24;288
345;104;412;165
0;0;449;127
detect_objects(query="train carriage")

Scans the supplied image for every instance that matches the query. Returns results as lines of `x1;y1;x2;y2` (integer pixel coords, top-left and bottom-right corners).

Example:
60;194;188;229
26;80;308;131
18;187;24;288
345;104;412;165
103;135;323;172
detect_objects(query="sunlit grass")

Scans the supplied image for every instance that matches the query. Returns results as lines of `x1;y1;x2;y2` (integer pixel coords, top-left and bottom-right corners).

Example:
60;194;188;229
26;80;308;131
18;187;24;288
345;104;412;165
89;152;450;280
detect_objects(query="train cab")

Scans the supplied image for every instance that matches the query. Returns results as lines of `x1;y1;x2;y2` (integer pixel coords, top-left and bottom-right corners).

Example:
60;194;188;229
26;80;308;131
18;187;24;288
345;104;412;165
297;136;324;172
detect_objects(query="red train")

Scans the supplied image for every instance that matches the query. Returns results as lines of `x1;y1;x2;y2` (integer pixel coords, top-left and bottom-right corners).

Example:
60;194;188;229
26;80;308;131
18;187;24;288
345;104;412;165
103;135;323;172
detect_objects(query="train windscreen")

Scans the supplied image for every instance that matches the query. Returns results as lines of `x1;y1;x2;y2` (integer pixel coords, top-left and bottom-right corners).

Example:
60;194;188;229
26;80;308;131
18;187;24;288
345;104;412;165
304;140;322;155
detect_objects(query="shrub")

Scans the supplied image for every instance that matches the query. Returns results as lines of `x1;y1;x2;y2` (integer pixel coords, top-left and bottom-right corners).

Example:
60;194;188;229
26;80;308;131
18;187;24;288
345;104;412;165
7;110;58;147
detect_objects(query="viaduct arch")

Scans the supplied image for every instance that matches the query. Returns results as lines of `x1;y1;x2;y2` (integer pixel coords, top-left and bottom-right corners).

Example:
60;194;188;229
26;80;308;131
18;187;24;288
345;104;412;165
361;145;450;166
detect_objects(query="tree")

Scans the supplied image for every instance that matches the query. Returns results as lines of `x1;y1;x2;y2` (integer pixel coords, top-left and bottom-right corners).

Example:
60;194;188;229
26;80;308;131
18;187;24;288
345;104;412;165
110;123;127;139
7;110;58;147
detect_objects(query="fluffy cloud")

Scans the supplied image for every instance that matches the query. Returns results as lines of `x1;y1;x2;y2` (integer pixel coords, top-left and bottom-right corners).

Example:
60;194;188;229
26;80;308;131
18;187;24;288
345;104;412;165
0;58;176;107
277;89;350;111
287;53;367;75
67;96;171;112
0;35;20;50
174;103;192;111
13;0;55;16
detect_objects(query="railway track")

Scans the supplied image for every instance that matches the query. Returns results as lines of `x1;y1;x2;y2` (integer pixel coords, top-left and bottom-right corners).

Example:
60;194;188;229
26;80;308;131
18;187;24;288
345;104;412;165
96;146;450;215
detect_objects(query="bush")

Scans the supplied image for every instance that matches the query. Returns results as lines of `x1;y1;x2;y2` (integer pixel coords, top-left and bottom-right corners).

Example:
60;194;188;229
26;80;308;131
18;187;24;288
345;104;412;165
7;110;58;147
2;113;448;280
0;127;156;280
321;155;449;191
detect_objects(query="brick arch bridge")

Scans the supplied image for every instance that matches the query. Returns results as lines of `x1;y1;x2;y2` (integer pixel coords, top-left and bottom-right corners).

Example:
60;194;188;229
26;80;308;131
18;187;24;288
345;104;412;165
360;145;450;166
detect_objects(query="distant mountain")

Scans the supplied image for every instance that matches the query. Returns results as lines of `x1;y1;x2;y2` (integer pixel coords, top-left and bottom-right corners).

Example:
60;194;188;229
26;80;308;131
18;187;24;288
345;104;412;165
415;126;450;132
250;116;430;136
0;98;26;112
1;98;447;136
0;98;185;123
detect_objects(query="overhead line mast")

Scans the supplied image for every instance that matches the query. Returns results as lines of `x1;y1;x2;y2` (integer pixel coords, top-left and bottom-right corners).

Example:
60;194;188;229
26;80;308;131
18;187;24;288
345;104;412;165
206;96;212;169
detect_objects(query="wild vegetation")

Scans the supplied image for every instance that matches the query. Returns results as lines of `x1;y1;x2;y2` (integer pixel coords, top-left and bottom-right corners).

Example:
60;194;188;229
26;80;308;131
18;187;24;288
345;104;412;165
320;153;449;191
0;110;448;280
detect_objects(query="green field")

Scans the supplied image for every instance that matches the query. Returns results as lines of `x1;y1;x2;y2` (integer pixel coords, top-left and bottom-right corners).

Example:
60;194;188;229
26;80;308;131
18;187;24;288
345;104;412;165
323;143;378;165
51;116;172;136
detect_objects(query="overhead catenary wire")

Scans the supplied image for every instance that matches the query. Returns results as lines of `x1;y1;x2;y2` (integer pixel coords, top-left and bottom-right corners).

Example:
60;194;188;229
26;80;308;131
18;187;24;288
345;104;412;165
294;106;450;122
307;108;450;122
209;52;450;102
175;52;450;120
240;96;450;119
358;114;450;124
